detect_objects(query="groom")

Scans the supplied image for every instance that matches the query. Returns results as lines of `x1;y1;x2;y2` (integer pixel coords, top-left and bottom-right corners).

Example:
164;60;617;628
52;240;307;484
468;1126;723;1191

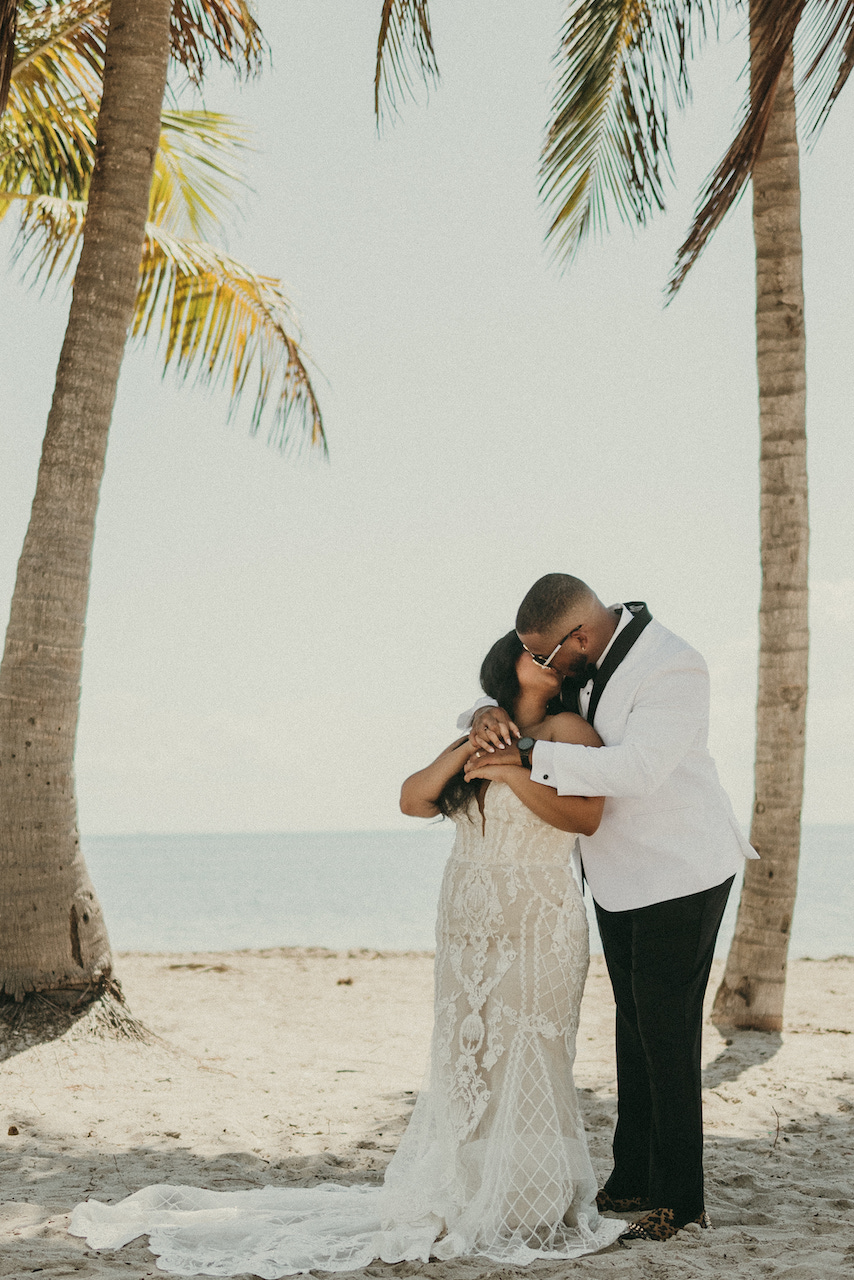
462;573;757;1242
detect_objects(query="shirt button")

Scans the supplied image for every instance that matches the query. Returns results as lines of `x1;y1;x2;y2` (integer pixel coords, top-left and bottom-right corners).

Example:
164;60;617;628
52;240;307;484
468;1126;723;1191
543;774;549;780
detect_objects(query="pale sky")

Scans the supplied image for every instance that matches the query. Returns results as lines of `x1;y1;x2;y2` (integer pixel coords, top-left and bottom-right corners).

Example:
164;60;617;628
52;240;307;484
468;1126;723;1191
1;1;852;834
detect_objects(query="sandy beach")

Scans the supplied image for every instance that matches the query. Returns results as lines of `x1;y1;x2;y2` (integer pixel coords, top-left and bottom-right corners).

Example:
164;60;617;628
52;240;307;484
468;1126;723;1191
1;949;852;1279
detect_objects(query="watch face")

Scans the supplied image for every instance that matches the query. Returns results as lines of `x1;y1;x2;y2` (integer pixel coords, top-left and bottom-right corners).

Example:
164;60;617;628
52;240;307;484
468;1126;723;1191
517;737;535;751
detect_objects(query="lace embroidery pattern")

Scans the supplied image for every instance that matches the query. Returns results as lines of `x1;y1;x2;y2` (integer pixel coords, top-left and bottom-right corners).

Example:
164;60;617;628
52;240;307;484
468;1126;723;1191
69;783;625;1272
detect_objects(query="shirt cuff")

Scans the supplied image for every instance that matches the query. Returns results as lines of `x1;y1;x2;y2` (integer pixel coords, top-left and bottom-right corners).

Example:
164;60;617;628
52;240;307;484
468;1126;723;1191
531;740;557;790
456;696;498;731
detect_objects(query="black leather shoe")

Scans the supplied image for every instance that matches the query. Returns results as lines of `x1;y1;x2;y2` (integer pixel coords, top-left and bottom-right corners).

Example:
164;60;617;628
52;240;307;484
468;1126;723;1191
619;1207;711;1242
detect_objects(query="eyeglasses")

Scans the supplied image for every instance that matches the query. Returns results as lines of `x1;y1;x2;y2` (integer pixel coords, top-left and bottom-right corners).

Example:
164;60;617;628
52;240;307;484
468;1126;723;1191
519;624;583;669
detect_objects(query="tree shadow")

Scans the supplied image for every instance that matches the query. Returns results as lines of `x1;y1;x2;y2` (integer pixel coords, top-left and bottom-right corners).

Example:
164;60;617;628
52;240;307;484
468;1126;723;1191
0;985;151;1065
2;1095;853;1280
0;1128;387;1280
702;1030;783;1088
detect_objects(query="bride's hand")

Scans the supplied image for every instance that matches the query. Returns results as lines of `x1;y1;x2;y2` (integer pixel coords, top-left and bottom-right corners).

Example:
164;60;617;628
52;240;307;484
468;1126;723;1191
465;743;523;777
470;706;520;752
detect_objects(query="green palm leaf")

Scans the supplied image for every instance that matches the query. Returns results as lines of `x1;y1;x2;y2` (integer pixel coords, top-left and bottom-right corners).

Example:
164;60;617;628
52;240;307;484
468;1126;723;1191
0;91;95;199
6;107;324;453
375;0;438;121
3;5;319;450
170;0;265;82
670;0;854;293
669;0;804;293
2;1;106;200
2;107;243;252
135;223;324;454
5;189;86;278
8;189;324;452
152;109;248;240
12;0;106;101
7;0;264;93
540;0;715;264
2;1;263;195
797;0;854;136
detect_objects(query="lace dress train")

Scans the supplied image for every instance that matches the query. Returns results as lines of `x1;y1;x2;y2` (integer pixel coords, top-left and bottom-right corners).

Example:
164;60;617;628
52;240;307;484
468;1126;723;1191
70;783;624;1274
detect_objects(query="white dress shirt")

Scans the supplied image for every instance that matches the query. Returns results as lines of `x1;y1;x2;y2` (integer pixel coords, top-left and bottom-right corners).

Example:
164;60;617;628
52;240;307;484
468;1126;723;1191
456;608;756;909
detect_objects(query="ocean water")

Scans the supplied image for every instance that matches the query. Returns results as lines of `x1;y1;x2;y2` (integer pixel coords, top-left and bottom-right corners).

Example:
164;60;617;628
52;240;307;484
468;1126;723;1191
81;823;853;960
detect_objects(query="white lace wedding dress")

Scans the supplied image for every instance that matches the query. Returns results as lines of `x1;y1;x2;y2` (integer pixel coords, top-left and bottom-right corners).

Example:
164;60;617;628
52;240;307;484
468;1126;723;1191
70;782;624;1275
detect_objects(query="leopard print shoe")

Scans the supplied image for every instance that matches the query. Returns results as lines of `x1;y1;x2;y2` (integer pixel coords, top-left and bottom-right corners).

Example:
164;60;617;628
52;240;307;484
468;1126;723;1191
619;1207;712;1242
596;1190;652;1213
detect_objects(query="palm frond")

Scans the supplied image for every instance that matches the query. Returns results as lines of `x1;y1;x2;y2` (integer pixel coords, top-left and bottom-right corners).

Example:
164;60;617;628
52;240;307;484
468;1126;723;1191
1;0;107;199
153;110;248;240
12;0;106;87
4;178;324;452
2;189;86;279
135;224;325;453
4;108;249;275
11;0;266;87
540;0;716;265
796;0;854;138
170;0;265;83
3;3;316;449
0;0;18;116
0;93;95;198
669;0;805;294
375;0;438;122
5;0;265;172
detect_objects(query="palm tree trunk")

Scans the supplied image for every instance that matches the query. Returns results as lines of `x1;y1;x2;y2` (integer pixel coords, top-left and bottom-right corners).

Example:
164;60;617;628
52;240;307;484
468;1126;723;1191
712;20;809;1032
0;0;172;1000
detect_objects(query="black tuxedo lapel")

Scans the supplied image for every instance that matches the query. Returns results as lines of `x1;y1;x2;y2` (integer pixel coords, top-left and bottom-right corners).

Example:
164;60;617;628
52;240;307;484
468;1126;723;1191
559;604;653;720
585;602;652;725
559;680;582;715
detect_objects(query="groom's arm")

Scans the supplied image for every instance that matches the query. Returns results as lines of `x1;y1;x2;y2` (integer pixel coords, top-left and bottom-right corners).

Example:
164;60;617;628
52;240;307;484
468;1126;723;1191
530;652;709;798
456;696;498;731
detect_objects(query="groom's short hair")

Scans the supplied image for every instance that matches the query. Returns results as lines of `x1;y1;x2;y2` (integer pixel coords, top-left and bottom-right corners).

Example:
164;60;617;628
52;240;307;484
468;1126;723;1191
516;574;594;634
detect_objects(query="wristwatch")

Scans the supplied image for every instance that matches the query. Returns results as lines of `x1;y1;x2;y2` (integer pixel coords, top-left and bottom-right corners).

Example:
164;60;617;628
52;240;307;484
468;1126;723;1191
517;736;536;770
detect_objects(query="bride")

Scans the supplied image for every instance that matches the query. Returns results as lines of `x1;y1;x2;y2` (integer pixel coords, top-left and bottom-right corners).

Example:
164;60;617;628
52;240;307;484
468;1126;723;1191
70;632;624;1275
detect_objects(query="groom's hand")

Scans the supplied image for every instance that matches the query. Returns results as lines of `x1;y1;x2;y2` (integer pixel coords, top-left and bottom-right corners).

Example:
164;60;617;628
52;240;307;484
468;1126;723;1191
470;706;520;752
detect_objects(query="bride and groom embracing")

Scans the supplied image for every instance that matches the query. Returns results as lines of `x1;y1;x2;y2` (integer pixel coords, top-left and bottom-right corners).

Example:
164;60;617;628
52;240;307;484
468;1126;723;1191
71;573;757;1274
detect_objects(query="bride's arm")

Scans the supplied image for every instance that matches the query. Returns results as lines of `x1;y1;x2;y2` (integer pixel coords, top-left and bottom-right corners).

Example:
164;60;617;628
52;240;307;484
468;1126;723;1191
464;714;605;835
468;767;604;834
400;737;478;818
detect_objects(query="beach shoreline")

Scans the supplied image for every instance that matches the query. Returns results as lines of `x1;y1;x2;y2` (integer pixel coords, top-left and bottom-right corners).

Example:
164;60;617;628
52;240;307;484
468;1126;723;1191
1;950;852;1278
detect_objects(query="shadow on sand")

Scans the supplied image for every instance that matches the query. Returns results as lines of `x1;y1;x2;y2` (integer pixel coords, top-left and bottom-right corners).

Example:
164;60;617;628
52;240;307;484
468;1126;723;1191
702;1029;783;1089
2;1096;852;1280
0;985;151;1065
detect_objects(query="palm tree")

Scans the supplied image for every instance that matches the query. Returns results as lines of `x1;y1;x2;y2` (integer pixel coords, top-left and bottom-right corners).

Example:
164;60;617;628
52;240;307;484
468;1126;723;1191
0;0;323;1006
375;0;852;1030
708;42;807;1029
671;0;810;1031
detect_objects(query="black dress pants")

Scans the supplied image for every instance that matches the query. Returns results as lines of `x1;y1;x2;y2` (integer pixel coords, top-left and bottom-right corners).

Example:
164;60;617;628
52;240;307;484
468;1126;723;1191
594;875;734;1223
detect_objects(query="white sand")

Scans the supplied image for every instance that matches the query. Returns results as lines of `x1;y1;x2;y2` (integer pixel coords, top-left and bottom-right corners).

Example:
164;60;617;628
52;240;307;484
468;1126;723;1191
1;950;852;1279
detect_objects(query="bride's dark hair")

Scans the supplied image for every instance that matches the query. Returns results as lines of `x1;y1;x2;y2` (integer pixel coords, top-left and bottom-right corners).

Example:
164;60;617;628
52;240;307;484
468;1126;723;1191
436;631;561;819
